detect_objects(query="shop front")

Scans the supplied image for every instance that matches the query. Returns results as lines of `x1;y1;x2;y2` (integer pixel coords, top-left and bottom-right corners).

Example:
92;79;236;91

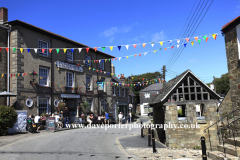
117;102;128;118
61;94;80;123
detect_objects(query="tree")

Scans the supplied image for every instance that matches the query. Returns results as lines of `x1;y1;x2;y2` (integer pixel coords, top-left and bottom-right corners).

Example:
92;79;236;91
214;73;229;94
128;71;162;104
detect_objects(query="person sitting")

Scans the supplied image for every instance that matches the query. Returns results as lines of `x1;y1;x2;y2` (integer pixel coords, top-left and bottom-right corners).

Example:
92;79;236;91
90;114;94;121
87;114;92;126
54;112;61;128
93;115;98;124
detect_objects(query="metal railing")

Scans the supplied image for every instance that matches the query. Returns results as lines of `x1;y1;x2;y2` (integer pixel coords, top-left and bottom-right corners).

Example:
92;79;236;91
203;108;240;151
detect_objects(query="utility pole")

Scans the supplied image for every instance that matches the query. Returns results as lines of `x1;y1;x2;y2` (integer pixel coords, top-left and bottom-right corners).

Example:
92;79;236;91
162;65;166;87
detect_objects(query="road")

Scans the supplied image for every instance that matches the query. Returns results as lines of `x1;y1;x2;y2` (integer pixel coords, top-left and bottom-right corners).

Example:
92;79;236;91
0;116;165;160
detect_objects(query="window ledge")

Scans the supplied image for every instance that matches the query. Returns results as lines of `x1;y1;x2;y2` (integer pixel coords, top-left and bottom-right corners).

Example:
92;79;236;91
178;117;187;121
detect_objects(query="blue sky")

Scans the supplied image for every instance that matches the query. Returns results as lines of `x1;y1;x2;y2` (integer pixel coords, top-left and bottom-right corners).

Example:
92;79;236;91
2;0;240;83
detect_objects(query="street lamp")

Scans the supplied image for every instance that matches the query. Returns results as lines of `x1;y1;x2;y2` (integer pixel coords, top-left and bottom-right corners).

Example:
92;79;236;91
30;70;38;84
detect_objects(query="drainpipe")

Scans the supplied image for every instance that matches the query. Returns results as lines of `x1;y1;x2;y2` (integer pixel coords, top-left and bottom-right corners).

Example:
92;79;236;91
7;28;10;107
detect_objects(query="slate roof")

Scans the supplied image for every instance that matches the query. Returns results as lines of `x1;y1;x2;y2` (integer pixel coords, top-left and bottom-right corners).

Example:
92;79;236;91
111;76;123;83
149;69;221;105
221;16;240;33
140;83;163;92
8;20;114;58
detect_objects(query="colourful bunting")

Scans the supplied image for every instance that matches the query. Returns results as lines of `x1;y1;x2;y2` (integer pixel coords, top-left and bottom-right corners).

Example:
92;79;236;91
185;38;189;43
191;41;194;46
184;43;187;47
20;48;23;53
49;49;52;53
63;49;67;53
34;49;37;53
212;34;217;40
142;43;146;48
151;42;154;47
56;49;60;54
27;49;30;53
198;39;201;44
42;49;45;53
171;46;174;49
78;48;82;53
110;46;113;51
165;48;167;51
125;45;129;50
176;39;180;44
194;37;198;42
133;44;137;48
6;48;9;52
94;47;97;52
160;42;163;46
206;37;209;42
13;48;16;53
118;46;121;51
102;47;105;52
86;48;89;53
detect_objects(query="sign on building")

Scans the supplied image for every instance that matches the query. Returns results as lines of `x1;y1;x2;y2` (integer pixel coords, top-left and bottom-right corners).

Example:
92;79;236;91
56;61;83;72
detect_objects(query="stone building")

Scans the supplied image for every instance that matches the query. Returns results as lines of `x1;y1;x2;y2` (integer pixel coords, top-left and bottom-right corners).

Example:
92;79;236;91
219;16;240;118
0;7;135;122
149;69;220;149
139;83;163;116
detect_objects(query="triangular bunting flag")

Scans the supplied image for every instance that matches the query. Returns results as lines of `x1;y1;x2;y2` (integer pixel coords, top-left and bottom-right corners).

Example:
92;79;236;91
118;46;121;51
56;49;60;54
6;48;9;52
198;39;201;44
119;57;122;61
86;48;89;53
49;49;52;53
151;42;154;47
206;37;209;42
125;45;129;50
165;48;167;51
191;41;194;46
154;50;157;53
176;39;180;44
20;48;23;53
194;37;198;42
27;49;30;53
168;40;172;45
142;43;146;48
71;48;74;52
139;54;141;57
133;44;137;48
160;41;163;46
212;34;217;40
102;47;105;52
94;47;97;52
203;35;207;40
184;43;187;47
13;48;16;53
185;38;189;43
177;45;180;49
63;49;67;53
171;46;174;49
78;48;82;53
34;49;37;53
127;56;128;59
42;49;45;53
110;46;113;51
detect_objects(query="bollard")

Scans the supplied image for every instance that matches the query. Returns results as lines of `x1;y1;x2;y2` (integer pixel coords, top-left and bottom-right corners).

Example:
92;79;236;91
152;129;157;153
148;123;152;146
201;136;207;160
141;121;144;138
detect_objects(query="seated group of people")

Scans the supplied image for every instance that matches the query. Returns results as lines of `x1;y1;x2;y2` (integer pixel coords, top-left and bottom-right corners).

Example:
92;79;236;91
86;112;110;125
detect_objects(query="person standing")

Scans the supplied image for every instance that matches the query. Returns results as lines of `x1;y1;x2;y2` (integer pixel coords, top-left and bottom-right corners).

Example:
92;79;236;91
63;107;70;128
129;111;132;123
105;112;110;125
118;112;123;124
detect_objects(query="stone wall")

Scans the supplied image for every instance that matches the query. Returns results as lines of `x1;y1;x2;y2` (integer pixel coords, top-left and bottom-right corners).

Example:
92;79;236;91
164;101;218;150
219;90;232;118
0;26;8;106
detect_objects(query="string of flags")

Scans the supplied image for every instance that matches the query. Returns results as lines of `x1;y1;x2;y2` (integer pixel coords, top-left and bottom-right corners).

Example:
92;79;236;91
0;71;37;78
0;32;220;54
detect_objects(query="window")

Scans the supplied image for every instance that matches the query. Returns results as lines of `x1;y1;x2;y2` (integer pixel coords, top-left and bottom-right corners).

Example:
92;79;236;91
86;75;92;91
196;104;205;119
66;72;73;87
39;98;48;115
178;105;186;118
87;99;93;112
118;87;121;96
66;49;73;62
85;55;91;67
38;40;49;57
39;67;49;86
101;100;106;111
101;77;105;92
123;88;125;97
112;86;115;95
99;60;104;70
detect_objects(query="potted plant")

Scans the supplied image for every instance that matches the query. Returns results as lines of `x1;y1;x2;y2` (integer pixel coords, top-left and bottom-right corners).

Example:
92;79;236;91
56;102;65;113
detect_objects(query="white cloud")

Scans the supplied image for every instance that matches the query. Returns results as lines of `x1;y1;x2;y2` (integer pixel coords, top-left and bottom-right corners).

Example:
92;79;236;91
99;27;118;37
188;59;195;63
152;31;167;42
109;36;115;43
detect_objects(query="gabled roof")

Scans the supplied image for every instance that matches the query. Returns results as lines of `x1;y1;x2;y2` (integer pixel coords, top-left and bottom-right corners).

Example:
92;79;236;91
149;69;221;105
111;76;123;83
8;20;115;58
140;83;163;92
221;16;240;33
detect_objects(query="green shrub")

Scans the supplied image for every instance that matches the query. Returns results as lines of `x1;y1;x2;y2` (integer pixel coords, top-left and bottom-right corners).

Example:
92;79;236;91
178;109;182;116
0;106;18;136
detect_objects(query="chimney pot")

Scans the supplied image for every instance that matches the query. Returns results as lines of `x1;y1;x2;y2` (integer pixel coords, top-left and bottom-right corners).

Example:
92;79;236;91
0;7;8;24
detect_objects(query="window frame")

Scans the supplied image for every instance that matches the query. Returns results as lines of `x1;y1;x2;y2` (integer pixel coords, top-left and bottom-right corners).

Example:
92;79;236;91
39;67;49;86
118;87;121;96
66;49;73;62
99;60;105;71
86;75;92;91
38;39;49;57
112;86;116;95
66;72;74;87
85;55;91;67
38;98;48;116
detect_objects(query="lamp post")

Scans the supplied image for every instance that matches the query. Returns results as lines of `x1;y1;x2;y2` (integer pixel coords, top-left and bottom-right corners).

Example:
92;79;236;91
30;70;38;85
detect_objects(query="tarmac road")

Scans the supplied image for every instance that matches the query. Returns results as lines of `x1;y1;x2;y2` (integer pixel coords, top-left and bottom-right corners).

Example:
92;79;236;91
0;116;165;160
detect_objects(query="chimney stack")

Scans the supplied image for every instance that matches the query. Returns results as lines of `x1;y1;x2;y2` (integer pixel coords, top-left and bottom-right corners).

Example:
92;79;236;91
120;74;125;83
0;7;8;24
111;63;115;76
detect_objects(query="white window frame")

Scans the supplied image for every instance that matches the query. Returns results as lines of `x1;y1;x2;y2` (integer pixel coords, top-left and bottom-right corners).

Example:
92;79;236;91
118;87;121;96
38;98;49;115
99;60;104;71
38;39;49;57
66;49;73;62
39;67;49;86
86;75;92;91
237;25;240;59
66;72;74;87
113;86;116;95
85;55;91;67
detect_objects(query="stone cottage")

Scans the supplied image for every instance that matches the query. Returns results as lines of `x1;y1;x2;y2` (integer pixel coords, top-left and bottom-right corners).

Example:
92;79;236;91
149;69;221;149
